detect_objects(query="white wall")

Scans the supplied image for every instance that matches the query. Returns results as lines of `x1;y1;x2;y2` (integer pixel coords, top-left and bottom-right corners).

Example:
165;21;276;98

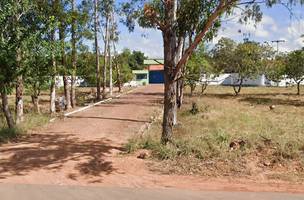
55;76;85;88
200;73;266;86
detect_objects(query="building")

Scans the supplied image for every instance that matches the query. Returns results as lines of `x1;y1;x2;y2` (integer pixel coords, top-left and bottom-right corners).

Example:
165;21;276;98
132;70;149;85
131;59;165;86
145;59;165;84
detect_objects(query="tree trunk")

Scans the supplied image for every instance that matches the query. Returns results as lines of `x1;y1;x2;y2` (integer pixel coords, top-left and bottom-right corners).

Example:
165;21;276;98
70;0;77;107
201;81;208;94
233;78;243;96
50;28;56;114
94;0;101;100
1;90;15;129
59;25;71;110
297;82;300;95
176;79;184;109
109;44;113;96
102;14;110;99
113;42;122;93
190;84;196;96
63;76;71;109
161;0;178;144
31;95;40;114
162;78;176;144
15;75;24;124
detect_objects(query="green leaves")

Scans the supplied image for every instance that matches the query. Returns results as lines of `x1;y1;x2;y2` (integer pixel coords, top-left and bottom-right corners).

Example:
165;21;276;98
285;49;304;82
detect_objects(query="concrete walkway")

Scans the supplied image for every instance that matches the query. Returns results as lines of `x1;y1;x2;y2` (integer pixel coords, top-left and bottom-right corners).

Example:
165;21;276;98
1;184;304;200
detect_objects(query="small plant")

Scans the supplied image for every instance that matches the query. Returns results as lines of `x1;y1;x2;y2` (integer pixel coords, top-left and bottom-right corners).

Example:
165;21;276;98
190;102;199;115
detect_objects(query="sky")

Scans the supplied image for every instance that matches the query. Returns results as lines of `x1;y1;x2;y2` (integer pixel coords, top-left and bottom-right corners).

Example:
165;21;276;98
115;3;303;59
80;1;303;59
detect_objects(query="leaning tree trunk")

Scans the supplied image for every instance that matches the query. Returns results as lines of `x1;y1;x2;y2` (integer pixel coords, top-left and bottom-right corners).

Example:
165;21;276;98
233;78;243;96
15;75;24;124
176;78;184;109
1;89;15;129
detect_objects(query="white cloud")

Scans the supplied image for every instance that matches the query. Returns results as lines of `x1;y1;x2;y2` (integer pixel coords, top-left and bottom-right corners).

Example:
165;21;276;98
115;13;303;58
211;14;303;52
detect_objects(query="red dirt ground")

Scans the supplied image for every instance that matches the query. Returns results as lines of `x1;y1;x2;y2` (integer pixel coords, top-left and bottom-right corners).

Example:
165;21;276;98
0;85;303;193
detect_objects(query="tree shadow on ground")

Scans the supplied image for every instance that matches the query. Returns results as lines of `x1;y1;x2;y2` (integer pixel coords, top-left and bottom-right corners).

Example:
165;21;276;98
0;133;123;181
189;92;304;107
239;96;304;107
67;116;150;123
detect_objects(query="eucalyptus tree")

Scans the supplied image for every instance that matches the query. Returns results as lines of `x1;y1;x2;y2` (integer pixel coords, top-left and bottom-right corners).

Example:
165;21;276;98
100;0;115;98
94;0;102;100
56;0;72;110
70;0;77;107
121;0;303;144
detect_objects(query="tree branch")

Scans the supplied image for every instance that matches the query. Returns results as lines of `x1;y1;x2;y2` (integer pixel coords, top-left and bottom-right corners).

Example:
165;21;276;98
173;0;237;80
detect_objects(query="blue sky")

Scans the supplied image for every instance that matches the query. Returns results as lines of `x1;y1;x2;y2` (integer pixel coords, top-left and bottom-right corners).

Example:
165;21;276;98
80;1;304;58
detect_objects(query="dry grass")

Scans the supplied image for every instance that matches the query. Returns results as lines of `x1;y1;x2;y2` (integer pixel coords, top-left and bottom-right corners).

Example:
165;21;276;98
127;85;304;183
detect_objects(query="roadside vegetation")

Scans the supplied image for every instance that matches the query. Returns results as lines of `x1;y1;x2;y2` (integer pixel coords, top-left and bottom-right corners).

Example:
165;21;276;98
127;86;304;182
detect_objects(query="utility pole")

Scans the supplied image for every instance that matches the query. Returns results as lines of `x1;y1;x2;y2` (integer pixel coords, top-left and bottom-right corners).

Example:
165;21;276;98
271;40;286;53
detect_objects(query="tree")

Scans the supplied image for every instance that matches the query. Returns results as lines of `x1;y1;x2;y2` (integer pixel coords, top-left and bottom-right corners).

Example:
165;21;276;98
122;0;302;144
285;50;304;95
231;41;264;95
264;54;286;86
128;51;146;70
24;40;52;114
100;0;115;98
212;37;237;73
185;44;212;96
70;0;77;107
0;0;40;127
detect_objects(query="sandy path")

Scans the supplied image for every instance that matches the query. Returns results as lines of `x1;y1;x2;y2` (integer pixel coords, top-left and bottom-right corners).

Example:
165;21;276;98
0;84;303;193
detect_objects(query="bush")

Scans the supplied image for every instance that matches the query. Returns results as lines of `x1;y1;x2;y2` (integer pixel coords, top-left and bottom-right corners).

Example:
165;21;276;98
0;128;22;143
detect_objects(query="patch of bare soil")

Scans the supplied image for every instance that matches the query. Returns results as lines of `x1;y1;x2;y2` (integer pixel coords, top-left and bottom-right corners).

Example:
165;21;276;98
0;85;303;193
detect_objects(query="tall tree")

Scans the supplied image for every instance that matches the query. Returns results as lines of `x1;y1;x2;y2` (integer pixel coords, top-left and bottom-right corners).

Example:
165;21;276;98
122;0;303;144
94;0;102;100
70;0;77;107
58;0;72;110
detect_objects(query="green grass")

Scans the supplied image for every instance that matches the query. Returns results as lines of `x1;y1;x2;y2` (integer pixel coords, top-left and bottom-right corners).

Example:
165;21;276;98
127;85;304;182
0;113;50;144
0;128;22;143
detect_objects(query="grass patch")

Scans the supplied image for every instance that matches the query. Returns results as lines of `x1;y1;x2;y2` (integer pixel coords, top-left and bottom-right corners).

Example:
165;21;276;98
127;86;304;182
0;113;50;144
0;128;22;143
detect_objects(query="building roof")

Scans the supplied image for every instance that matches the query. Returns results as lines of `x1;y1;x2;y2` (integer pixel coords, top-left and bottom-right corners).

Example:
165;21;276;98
132;70;149;74
149;65;164;71
144;59;164;65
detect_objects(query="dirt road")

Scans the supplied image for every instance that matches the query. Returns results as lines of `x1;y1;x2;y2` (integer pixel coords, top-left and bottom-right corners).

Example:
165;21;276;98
0;85;303;194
